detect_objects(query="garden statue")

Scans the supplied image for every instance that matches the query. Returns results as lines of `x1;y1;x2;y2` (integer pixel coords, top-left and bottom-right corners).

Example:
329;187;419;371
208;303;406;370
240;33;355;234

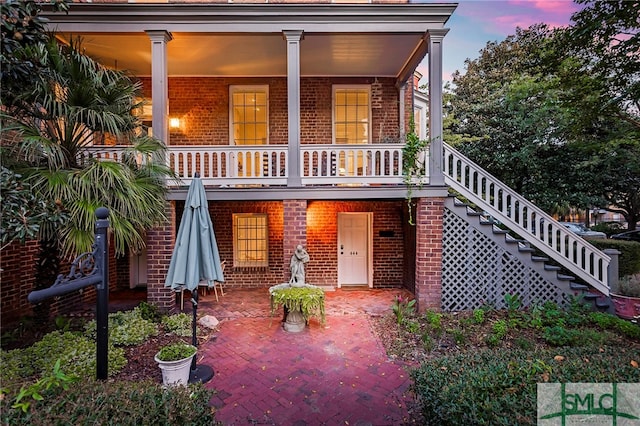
289;245;309;287
269;245;324;332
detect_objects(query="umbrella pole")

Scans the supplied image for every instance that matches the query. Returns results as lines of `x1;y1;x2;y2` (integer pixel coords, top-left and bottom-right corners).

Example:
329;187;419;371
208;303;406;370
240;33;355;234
188;290;214;384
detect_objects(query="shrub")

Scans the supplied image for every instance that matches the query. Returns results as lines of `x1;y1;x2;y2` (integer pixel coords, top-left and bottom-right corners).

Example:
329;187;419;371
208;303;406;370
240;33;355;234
136;301;163;323
1;331;127;388
162;313;194;337
1;379;218;425
590;239;640;277
411;347;640;425
472;308;485;324
84;308;158;346
617;272;640;297
424;310;443;333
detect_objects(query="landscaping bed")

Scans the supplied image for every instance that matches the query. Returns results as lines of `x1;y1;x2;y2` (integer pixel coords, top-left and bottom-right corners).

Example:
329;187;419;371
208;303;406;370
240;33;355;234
370;296;640;425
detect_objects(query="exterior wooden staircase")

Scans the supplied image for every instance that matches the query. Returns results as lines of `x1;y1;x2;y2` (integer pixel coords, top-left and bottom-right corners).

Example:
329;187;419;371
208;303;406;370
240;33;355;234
441;143;618;309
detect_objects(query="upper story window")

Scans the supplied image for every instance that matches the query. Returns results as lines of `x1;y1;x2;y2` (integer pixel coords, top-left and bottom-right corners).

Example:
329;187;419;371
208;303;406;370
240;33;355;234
333;85;371;144
230;85;269;145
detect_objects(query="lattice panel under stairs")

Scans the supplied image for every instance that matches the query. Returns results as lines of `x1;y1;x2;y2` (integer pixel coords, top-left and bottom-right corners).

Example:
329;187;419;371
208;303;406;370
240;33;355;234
442;208;564;311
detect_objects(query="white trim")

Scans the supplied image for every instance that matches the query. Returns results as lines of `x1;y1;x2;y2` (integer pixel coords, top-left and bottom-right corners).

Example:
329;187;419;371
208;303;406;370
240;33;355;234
229;85;270;146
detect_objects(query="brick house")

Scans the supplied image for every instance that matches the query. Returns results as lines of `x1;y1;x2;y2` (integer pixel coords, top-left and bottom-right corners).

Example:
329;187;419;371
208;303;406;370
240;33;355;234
0;0;617;323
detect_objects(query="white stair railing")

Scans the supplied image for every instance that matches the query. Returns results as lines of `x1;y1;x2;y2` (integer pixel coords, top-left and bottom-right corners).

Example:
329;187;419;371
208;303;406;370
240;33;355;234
443;143;610;295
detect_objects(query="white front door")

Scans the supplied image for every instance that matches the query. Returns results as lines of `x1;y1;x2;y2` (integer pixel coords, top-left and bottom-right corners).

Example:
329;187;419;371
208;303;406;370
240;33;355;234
337;212;372;287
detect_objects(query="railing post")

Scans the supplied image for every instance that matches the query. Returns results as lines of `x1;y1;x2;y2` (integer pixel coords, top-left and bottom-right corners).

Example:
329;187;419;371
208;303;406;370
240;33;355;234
94;207;110;380
604;248;620;294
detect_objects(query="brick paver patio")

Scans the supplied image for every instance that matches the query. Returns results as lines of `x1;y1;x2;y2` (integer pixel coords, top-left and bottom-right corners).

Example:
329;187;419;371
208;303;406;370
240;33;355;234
195;287;417;426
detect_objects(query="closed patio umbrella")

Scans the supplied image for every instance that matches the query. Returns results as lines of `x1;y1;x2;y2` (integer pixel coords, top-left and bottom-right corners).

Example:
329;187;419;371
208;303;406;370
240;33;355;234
165;173;224;383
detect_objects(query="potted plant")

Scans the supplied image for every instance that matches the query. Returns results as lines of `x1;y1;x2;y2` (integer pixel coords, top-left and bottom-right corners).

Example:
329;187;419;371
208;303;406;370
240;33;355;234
269;284;326;332
610;273;640;320
154;341;197;386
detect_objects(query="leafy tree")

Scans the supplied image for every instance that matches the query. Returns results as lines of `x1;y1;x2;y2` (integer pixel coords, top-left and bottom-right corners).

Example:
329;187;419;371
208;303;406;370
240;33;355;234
446;16;640;229
568;0;640;130
445;25;573;211
1;0;174;320
1;35;174;258
0;167;67;251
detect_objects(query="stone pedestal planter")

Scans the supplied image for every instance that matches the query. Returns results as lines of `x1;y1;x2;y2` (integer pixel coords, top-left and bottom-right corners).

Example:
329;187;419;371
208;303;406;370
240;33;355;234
269;283;325;332
284;309;306;333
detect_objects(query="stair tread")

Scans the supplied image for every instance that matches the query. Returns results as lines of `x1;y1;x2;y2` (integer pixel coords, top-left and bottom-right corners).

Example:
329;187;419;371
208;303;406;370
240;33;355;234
544;265;561;271
559;274;576;281
531;256;549;262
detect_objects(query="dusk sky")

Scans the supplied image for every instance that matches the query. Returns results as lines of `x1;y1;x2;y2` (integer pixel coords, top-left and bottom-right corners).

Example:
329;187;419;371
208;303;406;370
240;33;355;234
416;0;583;84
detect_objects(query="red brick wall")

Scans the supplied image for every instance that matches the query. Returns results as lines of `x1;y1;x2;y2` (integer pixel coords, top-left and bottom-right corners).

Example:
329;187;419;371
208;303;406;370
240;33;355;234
1;240;39;325
283;200;308;282
306;200;405;288
414;197;444;312
152;199;406;292
207;200;285;288
0;238;121;328
147;201;177;311
139;76;402;146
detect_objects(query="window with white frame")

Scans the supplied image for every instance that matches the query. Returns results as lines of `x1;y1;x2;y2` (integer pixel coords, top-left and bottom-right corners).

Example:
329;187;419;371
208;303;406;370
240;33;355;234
233;213;268;267
333;86;371;145
230;85;268;145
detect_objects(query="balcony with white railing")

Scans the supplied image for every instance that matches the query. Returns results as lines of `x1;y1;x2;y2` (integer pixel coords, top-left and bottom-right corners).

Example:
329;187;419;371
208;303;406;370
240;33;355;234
83;143;417;187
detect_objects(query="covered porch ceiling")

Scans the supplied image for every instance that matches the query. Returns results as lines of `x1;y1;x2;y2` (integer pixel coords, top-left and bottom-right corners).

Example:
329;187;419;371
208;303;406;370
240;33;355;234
45;3;456;80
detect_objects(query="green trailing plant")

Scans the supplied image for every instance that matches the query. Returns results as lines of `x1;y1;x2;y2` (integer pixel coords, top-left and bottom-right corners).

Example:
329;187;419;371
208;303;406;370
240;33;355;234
1;330;126;383
162;313;194;337
10;360;78;413
156;342;197;362
391;294;416;325
542;326;608;347
402;117;430;225
84;308;158;346
270;285;326;325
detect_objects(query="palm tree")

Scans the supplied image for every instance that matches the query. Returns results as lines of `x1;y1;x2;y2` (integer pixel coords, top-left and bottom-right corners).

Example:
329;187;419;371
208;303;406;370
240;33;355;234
1;32;174;319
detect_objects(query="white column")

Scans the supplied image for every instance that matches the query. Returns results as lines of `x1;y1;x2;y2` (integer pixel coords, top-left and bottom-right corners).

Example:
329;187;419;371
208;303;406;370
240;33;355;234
146;30;173;146
399;82;406;137
427;29;448;186
283;30;304;187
